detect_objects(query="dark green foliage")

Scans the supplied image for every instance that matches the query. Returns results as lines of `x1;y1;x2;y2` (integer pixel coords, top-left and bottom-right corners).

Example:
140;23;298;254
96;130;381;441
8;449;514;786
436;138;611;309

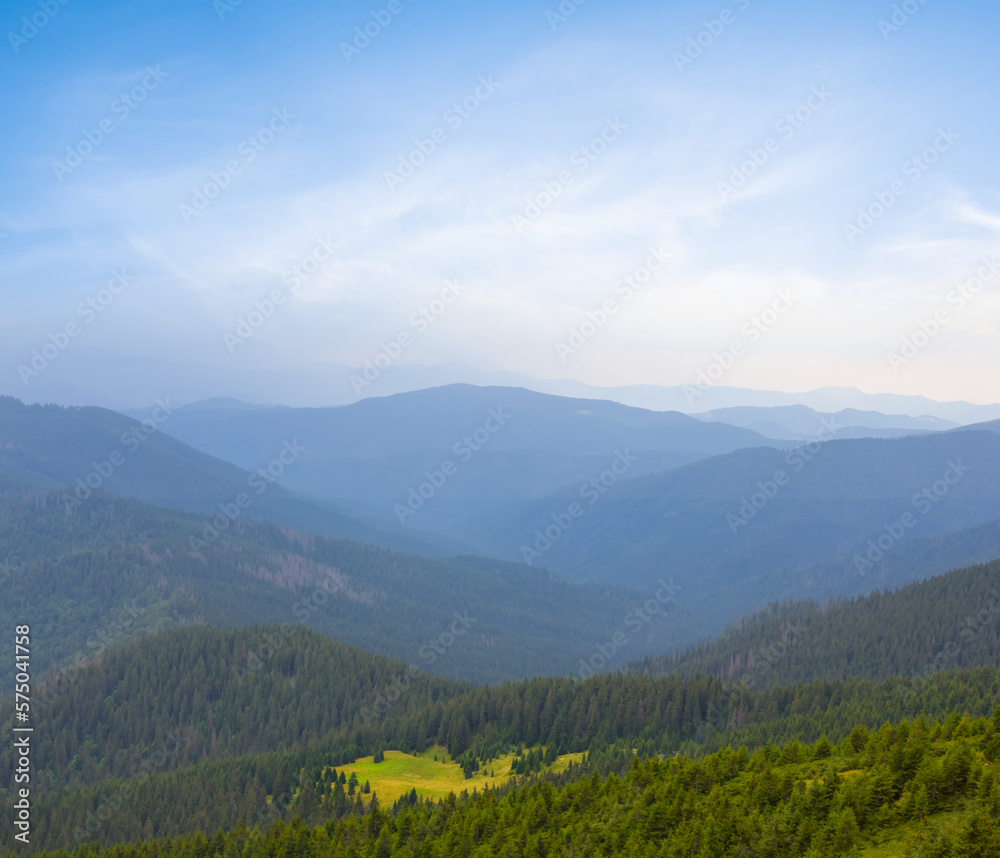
11;711;1000;857
0;625;464;795
633;558;1000;687
0;484;683;689
8;622;1000;850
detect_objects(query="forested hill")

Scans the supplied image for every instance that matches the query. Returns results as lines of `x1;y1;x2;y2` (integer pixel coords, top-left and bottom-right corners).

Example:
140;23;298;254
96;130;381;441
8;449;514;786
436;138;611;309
0;625;467;794
7;621;1000;848
630;557;1000;687
0;396;458;558
10;707;1000;855
0;486;690;689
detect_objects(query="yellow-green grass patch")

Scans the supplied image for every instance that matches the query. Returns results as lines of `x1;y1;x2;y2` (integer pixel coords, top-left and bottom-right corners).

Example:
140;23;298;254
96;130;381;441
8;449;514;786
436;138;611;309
331;746;585;804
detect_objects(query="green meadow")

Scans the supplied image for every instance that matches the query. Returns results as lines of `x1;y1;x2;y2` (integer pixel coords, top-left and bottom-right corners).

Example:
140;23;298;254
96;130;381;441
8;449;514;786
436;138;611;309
333;745;585;804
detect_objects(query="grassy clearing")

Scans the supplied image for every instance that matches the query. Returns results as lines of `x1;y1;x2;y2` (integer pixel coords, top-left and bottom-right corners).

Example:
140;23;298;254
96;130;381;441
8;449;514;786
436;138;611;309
332;746;585;804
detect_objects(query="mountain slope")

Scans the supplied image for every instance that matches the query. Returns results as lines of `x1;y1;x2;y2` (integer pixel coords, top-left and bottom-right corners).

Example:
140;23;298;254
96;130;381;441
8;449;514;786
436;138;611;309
630;557;1000;688
6;621;1000;849
18;348;1000;424
693;403;956;440
952;417;1000;434
23;716;1000;858
463;430;1000;637
0;626;467;794
0;396;467;557
0;486;691;690
149;385;784;537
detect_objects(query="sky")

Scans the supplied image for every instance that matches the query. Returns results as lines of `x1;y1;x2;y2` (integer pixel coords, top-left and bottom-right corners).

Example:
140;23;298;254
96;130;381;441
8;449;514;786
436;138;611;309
1;0;999;408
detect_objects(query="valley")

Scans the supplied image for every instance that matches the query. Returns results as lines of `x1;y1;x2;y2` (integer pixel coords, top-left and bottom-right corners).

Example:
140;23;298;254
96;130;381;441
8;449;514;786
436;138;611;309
3;380;1000;856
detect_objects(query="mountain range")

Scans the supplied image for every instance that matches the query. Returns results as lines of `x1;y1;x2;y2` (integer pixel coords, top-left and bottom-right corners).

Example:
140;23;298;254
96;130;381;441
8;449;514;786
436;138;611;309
12;347;1000;423
114;385;1000;641
5;385;1000;653
3;379;1000;854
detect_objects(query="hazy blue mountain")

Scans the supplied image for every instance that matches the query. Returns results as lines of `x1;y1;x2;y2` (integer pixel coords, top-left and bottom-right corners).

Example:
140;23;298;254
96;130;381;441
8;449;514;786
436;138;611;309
950;418;1000;435
147;384;786;536
692;404;956;440
12;347;1000;424
461;430;1000;637
0;396;468;558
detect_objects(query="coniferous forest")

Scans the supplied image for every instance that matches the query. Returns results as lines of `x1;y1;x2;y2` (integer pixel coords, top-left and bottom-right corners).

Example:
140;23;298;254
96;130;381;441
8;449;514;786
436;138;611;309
3;414;1000;855
4;1;1000;853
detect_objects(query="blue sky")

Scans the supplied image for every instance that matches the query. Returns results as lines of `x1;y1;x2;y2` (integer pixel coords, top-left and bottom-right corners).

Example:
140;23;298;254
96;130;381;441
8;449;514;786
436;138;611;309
1;0;999;407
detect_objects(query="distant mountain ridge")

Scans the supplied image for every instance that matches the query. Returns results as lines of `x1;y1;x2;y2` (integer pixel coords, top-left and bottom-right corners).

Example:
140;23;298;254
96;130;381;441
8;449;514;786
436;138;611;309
461;429;1000;638
12;347;1000;423
0;395;467;557
146;384;787;537
692;404;958;440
